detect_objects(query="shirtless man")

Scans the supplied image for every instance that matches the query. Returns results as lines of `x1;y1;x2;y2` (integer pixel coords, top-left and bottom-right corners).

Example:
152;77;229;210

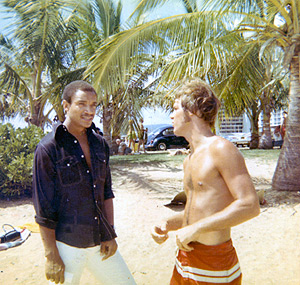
151;78;260;284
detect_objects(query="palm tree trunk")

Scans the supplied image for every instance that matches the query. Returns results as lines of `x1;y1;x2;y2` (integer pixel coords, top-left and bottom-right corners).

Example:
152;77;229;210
102;104;113;148
272;54;300;191
29;100;45;129
248;102;259;149
259;97;273;149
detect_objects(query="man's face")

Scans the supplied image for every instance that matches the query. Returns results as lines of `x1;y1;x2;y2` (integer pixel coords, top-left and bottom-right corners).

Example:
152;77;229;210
63;89;97;130
170;98;191;136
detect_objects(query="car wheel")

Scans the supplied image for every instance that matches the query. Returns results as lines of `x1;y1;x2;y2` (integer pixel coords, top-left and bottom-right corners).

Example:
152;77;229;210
157;142;167;151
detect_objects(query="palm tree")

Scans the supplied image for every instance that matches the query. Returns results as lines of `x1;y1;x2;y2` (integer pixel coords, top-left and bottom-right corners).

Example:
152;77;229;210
79;0;164;146
203;0;299;190
130;1;289;152
0;0;82;129
72;0;124;145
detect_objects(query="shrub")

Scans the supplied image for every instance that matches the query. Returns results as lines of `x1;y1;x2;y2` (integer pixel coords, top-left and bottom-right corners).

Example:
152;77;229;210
0;123;45;197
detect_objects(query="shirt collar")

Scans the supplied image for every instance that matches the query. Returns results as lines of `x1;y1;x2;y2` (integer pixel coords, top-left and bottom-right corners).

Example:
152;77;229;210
54;122;96;142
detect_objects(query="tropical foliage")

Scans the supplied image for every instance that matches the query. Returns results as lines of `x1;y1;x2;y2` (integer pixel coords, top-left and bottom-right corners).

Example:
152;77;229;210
0;0;83;129
0;123;45;197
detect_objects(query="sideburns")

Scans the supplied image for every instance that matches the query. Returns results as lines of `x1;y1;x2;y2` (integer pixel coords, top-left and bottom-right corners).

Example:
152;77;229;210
183;110;192;123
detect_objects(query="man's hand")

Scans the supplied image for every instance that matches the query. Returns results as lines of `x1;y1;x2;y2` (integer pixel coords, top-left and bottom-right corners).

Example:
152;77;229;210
45;252;65;284
175;225;197;252
151;223;169;244
100;239;118;261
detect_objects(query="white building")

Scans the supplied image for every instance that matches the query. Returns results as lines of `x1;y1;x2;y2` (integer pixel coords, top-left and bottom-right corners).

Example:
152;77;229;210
217;110;286;135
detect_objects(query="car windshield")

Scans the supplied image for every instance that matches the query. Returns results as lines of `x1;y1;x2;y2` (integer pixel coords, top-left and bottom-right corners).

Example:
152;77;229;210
151;129;161;135
149;126;171;136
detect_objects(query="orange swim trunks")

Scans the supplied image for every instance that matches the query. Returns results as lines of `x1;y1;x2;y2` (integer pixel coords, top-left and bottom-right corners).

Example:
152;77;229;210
170;239;242;285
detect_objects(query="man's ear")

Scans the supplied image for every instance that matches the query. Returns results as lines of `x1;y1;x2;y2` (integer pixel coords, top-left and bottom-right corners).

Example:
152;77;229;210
183;110;192;122
62;99;69;114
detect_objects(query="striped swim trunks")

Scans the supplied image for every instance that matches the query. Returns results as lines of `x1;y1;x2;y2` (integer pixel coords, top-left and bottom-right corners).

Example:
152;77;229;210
170;239;242;284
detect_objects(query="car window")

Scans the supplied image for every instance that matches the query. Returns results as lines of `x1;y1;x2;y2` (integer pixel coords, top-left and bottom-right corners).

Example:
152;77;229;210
162;128;174;136
149;129;160;136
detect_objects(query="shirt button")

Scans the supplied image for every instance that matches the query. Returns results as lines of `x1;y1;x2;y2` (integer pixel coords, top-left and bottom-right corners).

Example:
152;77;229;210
74;140;78;143
87;170;90;173
81;155;84;158
93;184;96;188
67;163;70;167
94;217;97;220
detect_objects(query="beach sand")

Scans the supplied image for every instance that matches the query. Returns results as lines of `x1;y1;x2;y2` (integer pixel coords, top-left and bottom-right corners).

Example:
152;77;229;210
0;154;300;284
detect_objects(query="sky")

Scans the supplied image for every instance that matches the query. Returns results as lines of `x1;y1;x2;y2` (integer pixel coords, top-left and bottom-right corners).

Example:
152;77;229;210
142;107;172;126
0;0;185;130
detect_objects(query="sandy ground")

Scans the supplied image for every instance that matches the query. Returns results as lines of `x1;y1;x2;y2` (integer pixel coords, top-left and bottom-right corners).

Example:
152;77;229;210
0;153;300;285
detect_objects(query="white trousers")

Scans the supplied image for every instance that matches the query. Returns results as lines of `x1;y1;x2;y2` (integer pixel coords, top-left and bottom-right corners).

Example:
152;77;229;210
49;241;136;285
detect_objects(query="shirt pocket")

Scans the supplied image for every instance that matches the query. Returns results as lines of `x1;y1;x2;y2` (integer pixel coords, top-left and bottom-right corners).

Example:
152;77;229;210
56;156;83;186
94;152;107;174
93;152;107;187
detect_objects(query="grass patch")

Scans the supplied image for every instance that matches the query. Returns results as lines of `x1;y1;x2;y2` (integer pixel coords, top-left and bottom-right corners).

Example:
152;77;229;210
240;149;280;162
110;152;185;168
110;148;281;168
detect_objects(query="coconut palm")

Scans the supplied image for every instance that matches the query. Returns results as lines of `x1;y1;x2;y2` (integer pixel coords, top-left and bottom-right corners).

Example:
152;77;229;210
217;40;288;150
78;0;166;146
130;0;289;151
203;0;300;190
0;0;82;129
72;0;127;145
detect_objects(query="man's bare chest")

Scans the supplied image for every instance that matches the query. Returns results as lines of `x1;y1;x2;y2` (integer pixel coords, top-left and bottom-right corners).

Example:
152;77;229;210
183;153;220;191
78;137;92;169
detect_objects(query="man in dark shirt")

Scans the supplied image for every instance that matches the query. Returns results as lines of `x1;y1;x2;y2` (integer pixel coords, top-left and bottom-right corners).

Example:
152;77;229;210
33;80;135;284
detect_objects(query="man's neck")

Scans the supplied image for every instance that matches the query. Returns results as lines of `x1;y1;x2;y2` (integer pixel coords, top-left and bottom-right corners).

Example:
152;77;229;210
63;120;87;139
185;119;214;151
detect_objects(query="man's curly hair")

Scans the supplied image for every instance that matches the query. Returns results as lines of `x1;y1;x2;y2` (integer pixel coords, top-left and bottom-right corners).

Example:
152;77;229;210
176;78;221;127
63;80;97;103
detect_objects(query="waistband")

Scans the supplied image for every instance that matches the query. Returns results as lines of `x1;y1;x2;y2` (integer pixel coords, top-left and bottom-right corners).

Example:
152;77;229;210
185;239;235;256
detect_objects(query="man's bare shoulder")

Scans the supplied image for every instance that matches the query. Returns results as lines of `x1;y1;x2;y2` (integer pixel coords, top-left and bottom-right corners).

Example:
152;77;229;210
208;136;253;182
209;136;245;163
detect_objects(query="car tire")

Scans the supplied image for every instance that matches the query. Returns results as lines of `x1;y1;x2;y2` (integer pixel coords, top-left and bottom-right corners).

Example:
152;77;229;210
157;142;167;151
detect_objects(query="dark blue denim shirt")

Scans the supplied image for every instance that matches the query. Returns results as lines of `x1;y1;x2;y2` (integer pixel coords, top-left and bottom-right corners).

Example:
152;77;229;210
32;123;117;248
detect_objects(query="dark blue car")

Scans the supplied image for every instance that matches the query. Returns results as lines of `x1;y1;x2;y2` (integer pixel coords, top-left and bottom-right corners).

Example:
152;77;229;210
145;125;189;151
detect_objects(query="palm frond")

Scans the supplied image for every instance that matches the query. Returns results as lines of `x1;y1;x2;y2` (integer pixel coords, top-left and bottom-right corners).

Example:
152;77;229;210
129;0;170;20
85;11;230;94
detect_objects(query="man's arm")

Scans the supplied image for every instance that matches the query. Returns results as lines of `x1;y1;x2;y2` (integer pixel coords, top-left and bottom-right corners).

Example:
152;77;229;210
104;198;114;226
39;226;65;284
33;145;65;282
151;211;185;244
176;141;260;250
100;198;118;260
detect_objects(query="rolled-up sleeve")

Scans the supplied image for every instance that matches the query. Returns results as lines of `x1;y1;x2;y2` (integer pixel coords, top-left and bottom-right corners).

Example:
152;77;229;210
32;144;58;229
